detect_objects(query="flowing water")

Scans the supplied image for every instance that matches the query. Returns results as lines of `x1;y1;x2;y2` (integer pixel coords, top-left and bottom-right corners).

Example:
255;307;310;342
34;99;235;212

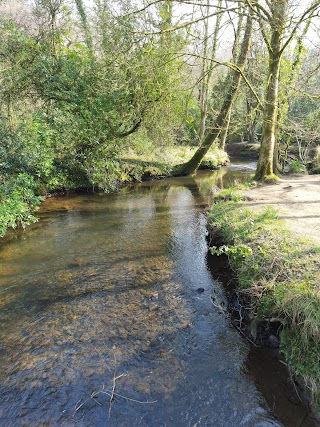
0;164;316;426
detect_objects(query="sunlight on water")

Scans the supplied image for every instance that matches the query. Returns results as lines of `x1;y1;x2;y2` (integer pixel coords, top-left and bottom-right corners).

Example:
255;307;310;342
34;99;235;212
0;166;311;426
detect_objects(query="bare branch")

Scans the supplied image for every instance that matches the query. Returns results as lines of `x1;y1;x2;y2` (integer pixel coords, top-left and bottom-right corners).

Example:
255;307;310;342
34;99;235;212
121;0;235;18
135;6;239;35
280;0;320;54
243;0;271;22
182;52;262;105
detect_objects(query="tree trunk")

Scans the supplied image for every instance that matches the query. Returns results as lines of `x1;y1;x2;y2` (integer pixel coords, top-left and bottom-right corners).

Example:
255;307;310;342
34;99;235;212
255;52;281;179
75;0;93;54
255;0;288;180
178;12;252;175
273;18;310;175
198;3;209;144
198;108;207;143
246;99;259;144
219;107;231;150
197;0;222;144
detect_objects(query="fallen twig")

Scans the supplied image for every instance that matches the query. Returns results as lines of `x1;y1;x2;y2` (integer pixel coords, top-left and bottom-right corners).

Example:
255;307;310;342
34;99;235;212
71;349;157;422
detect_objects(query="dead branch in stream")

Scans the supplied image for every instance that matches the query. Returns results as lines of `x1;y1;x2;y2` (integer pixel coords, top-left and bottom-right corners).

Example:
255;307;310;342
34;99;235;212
70;347;157;422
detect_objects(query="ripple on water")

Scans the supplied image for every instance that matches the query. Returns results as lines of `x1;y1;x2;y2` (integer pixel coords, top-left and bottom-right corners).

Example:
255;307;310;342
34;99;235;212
0;168;314;426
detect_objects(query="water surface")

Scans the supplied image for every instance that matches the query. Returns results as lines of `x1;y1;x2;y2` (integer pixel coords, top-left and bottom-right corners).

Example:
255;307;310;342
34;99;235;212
0;165;315;426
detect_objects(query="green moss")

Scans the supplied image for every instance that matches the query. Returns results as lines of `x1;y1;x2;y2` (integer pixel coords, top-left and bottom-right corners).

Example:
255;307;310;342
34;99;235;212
262;174;280;183
310;165;320;175
209;194;320;408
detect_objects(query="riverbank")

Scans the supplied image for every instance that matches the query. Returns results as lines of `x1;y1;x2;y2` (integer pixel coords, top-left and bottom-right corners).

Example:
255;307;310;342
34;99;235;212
208;175;320;417
0;145;228;238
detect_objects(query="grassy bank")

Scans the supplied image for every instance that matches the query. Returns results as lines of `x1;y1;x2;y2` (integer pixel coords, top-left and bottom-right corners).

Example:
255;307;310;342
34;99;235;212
209;190;320;410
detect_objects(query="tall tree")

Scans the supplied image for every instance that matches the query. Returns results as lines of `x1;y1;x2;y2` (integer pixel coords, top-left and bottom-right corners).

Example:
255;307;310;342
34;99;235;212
74;0;93;54
178;8;252;175
248;0;320;180
218;3;245;150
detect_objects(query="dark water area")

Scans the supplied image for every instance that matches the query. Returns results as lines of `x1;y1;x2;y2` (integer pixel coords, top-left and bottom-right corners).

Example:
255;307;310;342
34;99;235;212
0;164;317;426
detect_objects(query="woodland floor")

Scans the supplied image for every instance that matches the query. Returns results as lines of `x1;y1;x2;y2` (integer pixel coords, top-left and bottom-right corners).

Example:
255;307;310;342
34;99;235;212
241;174;320;246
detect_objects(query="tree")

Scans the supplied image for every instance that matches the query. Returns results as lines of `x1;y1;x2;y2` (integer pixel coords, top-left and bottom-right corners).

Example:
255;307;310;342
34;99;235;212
197;0;223;144
248;0;320;180
178;8;253;175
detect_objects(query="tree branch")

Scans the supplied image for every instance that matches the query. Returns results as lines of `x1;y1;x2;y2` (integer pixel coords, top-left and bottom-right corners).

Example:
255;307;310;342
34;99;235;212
182;52;262;105
280;0;320;54
115;118;143;138
122;0;237;18
242;0;271;22
135;6;239;35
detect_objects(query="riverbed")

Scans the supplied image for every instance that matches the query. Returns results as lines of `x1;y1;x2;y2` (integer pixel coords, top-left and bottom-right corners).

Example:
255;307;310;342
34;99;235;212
0;165;316;426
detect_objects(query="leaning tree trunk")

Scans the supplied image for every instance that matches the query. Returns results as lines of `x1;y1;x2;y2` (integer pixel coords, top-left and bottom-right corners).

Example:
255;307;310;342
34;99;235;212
178;12;252;176
198;0;223;144
219;108;232;150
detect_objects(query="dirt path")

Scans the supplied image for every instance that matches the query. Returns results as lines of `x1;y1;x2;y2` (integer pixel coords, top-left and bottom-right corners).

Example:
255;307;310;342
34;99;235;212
241;175;320;246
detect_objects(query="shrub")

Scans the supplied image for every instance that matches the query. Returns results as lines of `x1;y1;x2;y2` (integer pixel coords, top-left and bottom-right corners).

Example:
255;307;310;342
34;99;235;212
0;174;43;237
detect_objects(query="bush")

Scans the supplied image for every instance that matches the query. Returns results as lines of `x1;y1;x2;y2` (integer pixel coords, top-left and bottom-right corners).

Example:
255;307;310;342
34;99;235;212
0;174;43;237
288;160;307;174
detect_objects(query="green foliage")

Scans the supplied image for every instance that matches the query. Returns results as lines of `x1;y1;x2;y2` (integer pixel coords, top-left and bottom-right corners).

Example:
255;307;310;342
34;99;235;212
0;174;43;237
0;1;193;206
210;243;252;259
310;165;320;175
288;160;307;173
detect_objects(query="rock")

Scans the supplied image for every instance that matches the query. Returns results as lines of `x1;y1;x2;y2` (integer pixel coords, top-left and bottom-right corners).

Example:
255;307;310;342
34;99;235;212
196;287;205;293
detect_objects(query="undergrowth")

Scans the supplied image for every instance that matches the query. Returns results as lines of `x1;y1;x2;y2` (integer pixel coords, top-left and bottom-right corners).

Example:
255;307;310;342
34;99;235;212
209;195;320;408
0;174;43;237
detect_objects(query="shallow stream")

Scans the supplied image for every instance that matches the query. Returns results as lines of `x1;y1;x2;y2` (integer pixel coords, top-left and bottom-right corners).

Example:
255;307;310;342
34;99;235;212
0;164;316;426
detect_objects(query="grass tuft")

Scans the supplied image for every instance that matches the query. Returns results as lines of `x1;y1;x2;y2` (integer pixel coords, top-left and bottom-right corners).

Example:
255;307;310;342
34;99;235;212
213;188;245;202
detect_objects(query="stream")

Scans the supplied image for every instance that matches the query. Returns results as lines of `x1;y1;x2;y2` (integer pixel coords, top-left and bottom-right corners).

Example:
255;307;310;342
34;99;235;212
0;163;317;426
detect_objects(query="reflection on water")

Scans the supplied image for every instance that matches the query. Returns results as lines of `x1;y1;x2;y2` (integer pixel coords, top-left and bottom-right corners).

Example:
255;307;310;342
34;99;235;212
0;166;312;426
